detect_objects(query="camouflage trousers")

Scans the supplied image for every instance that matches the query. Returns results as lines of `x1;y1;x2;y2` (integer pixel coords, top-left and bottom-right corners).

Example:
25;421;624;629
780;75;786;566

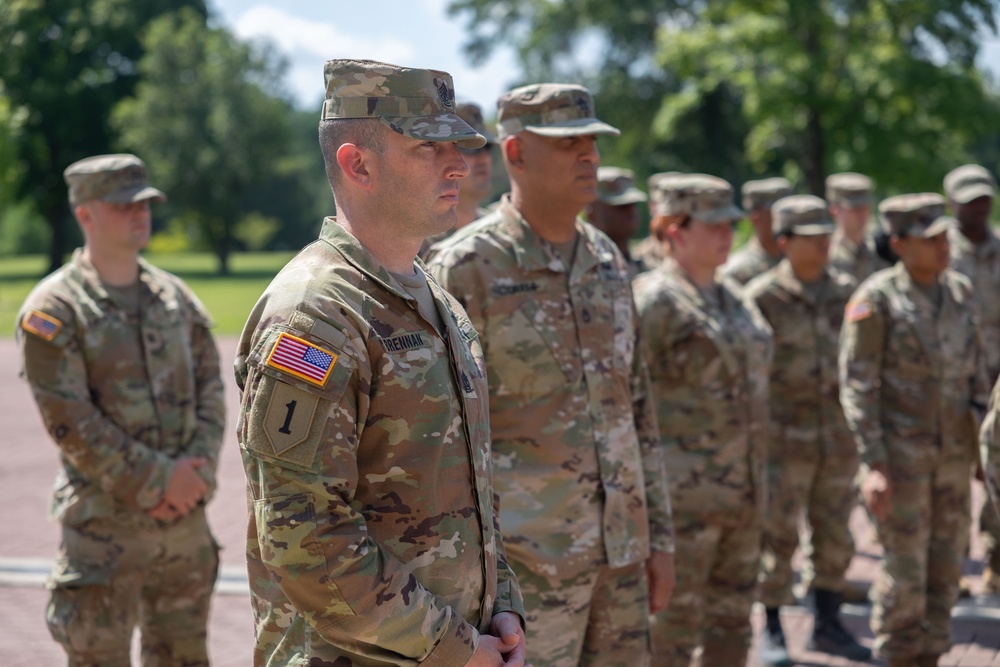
979;493;1000;571
513;556;651;667
46;507;219;667
759;454;858;608
650;504;760;667
866;460;971;660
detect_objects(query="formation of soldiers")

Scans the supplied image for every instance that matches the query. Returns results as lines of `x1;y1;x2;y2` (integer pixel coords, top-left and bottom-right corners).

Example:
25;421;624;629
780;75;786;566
13;56;1000;667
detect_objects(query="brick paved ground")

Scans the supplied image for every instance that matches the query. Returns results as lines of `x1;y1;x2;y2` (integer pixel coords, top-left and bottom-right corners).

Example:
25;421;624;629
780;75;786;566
1;336;998;666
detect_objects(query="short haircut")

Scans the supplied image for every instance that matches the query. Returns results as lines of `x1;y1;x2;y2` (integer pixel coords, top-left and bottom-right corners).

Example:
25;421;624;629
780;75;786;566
318;118;387;189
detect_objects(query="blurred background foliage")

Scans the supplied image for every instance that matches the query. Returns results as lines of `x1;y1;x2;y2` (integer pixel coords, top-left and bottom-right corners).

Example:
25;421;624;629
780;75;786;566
0;0;998;274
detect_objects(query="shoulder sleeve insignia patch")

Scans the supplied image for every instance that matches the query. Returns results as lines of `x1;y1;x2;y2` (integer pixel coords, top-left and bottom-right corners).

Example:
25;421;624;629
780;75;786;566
22;310;62;341
845;300;873;323
266;332;338;387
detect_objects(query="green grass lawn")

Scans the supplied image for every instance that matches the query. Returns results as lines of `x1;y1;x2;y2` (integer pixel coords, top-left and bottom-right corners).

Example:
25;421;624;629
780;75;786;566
0;252;295;337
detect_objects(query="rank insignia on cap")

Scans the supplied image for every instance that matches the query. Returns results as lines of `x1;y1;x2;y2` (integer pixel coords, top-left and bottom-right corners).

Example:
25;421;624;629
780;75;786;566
22;310;62;341
266;333;338;387
846;300;873;323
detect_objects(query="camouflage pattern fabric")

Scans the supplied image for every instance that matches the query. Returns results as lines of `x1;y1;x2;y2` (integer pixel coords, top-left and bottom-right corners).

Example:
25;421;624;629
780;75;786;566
827;231;889;282
744;262;859;606
721;236;782;285
631;236;667;275
980;377;1000;516
235;219;523;666
947;223;1000;575
321;59;485;148
839;263;989;660
633;257;773;666
513;559;651;667
428;195;673;666
419;205;490;262
17;249;225;665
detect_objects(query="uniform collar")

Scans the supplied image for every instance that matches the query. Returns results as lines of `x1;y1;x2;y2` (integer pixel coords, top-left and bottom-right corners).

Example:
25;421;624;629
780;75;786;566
70;248;163;304
319;218;415;303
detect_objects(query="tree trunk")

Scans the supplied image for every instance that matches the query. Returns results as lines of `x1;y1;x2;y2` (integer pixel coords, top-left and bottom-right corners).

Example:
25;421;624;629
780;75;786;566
802;106;826;197
45;205;68;276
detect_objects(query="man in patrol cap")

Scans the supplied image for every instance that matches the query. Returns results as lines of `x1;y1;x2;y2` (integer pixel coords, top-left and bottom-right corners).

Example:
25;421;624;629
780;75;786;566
745;195;870;665
17;153;225;666
420;101;500;260
429;82;675;667
944;164;1000;595
722;177;793;284
585;166;648;277
235;59;526;667
827;172;888;281
840;193;989;666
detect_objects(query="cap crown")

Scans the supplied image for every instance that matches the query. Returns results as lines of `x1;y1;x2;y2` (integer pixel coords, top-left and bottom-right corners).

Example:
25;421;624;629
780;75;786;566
772;194;834;235
596;166;647;204
826;172;873;206
650;173;743;222
944;164;996;204
495;83;619;138
64;154;163;205
879;193;948;236
741;177;793;211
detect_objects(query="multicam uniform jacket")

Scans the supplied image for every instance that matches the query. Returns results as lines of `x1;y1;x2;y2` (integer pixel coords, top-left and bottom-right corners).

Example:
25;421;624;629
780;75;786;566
743;261;858;461
235;219;523;667
721;236;782;285
827;231;889;284
839;264;989;472
948;225;1000;383
17;249;225;526
428;195;674;579
633;258;773;516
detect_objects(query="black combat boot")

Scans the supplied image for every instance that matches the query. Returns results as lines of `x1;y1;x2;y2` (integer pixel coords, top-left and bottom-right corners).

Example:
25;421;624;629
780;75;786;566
808;588;872;661
758;607;792;666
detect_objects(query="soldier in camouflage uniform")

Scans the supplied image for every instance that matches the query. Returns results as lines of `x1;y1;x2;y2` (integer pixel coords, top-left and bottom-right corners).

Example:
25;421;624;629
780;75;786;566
584;166;648;278
632;173;773;667
721;177;792;285
744;195;870;665
428;83;675;667
981;378;1000;521
943;164;1000;595
631;172;680;274
827;172;888;282
419;101;498;261
17;154;225;666
839;193;990;667
235;60;526;667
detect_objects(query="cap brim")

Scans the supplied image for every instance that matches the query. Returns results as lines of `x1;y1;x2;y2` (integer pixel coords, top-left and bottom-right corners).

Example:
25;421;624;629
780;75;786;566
950;183;996;205
523;117;621;138
692;204;745;224
793;222;836;236
910;216;954;238
601;188;648;206
103;185;166;204
381;114;486;148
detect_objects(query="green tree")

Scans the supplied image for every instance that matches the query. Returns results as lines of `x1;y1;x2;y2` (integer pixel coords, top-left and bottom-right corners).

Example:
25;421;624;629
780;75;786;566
0;0;207;274
450;0;1000;195
112;8;291;274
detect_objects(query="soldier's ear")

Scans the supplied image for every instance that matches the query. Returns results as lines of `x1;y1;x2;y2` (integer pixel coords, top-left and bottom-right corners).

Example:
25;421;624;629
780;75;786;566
336;143;372;190
503;136;524;169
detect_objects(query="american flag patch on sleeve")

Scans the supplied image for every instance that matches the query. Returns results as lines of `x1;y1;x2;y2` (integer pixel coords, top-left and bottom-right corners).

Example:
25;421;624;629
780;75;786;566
266;333;338;387
846;300;873;323
22;310;62;341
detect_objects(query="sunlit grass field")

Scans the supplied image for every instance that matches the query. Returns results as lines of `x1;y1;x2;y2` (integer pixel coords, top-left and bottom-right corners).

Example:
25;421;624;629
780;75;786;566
0;252;295;337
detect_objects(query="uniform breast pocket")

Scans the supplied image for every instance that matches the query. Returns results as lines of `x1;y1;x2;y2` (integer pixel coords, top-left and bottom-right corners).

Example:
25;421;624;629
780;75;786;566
487;298;579;400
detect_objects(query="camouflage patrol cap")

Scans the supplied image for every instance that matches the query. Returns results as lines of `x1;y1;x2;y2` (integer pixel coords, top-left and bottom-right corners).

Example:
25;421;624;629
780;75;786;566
879;193;950;238
495;83;620;139
456;102;496;145
321;59;485;149
944;164;996;204
772;195;835;236
596;167;647;206
650;173;743;223
741;177;793;211
826;172;873;207
64;154;166;206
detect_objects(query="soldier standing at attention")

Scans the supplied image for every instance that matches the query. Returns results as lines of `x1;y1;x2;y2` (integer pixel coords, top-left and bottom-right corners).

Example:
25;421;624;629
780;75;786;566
943;164;1000;595
420;101;498;260
17;154;225;666
744;195;870;665
827;172;887;282
235;59;526;667
584;166;648;278
721;177;792;285
631;172;680;273
632;173;773;667
429;83;675;667
839;193;989;667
